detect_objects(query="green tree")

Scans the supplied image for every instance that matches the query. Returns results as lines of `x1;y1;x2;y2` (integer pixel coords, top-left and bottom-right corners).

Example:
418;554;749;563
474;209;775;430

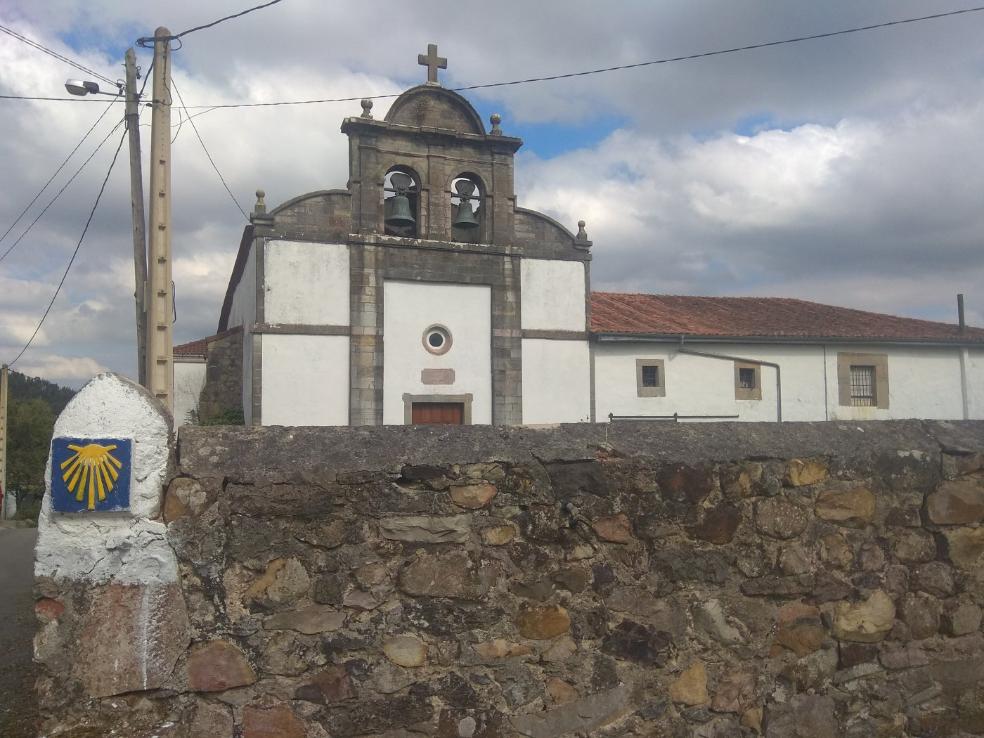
3;371;75;518
7;398;54;498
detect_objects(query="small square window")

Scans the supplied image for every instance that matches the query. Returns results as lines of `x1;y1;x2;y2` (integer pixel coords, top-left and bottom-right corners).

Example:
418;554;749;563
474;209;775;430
837;353;888;410
636;359;665;397
734;362;762;400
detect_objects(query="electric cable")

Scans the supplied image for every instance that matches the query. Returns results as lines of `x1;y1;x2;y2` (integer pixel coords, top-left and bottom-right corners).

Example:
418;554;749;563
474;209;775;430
135;0;284;46
0;117;125;263
171;77;248;219
146;4;984;110
0;23;116;86
7;129;128;368
8;5;984;108
0;96;118;249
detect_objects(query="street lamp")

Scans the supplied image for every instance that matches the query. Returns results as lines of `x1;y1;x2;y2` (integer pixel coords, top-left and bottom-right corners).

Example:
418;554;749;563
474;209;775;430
64;79;122;97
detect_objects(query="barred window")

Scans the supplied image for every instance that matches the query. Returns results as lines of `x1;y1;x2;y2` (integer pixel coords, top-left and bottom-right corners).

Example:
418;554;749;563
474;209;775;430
642;364;660;387
738;367;756;389
850;365;876;407
636;359;666;397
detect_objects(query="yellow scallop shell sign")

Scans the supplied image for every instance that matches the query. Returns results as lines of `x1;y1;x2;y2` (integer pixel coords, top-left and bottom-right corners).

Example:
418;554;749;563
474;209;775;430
51;437;132;512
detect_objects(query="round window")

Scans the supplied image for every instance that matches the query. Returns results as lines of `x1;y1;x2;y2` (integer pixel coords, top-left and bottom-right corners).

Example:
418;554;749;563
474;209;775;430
422;325;452;355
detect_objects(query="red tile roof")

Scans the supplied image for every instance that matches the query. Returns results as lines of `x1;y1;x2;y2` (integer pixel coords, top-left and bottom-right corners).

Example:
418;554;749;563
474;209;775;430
590;292;984;344
173;326;242;357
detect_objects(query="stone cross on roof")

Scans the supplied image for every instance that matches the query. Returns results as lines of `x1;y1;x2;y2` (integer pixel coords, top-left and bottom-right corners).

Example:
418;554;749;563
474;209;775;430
418;43;447;85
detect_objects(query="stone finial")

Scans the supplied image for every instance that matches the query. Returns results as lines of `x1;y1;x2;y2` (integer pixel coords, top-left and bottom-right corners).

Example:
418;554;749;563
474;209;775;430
361;98;373;119
254;189;266;215
490;113;502;136
576;220;588;241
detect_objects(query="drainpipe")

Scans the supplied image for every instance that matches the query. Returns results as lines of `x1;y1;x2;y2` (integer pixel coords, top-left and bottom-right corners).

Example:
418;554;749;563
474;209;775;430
958;294;970;419
677;336;783;422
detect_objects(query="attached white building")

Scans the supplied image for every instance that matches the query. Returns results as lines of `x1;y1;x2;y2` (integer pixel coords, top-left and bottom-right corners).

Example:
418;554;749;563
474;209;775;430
174;56;984;427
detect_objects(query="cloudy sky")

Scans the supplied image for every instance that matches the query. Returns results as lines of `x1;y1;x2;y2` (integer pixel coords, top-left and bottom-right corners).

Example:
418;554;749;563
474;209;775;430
2;0;984;387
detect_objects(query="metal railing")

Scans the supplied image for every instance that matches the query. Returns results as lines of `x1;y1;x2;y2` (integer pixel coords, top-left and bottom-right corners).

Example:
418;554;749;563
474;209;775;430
608;412;740;422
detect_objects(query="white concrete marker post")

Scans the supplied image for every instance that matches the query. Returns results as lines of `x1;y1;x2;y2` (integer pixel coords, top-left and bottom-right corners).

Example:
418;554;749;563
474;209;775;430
36;372;175;584
34;373;189;702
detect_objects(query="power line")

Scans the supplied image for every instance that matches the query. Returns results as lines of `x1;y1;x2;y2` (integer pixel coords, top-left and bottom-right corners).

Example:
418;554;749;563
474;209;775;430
0;23;116;86
7;129;127;368
156;3;984;110
0;97;118;249
171;77;248;218
0;95;120;103
136;0;284;46
0;118;125;263
4;4;984;110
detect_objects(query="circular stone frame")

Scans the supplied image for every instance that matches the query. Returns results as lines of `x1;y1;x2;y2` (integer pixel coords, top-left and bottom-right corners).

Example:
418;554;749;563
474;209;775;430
422;324;452;355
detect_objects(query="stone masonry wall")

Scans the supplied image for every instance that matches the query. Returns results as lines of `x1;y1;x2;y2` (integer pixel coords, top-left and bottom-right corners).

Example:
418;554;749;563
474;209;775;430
36;421;984;737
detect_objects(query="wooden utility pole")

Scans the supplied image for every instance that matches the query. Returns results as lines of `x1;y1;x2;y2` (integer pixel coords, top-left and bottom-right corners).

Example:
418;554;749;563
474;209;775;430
145;28;173;412
125;47;148;387
0;365;8;520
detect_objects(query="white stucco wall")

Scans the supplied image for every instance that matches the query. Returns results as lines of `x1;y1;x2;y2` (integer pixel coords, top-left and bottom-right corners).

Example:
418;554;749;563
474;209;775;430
227;240;256;329
594;341;982;422
520;259;586;331
261;334;350;425
968;349;984;419
172;359;206;427
382;281;492;425
522;339;591;424
823;344;967;421
264;240;350;325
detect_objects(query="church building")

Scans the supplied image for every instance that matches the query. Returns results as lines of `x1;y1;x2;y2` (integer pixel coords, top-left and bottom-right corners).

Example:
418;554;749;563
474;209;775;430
174;47;984;427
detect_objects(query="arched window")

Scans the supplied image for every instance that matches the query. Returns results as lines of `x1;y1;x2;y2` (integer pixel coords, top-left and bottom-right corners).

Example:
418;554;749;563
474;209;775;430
384;167;419;237
451;174;483;243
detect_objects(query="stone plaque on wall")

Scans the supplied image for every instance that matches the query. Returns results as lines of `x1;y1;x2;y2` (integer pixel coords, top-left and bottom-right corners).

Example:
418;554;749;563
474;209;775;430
421;368;455;385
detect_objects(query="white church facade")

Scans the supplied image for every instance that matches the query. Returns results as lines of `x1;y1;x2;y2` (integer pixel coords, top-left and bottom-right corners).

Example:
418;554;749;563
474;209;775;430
174;49;984;427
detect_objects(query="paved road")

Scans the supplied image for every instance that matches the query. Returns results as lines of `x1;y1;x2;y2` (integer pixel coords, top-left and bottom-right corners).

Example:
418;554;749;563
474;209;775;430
0;528;39;738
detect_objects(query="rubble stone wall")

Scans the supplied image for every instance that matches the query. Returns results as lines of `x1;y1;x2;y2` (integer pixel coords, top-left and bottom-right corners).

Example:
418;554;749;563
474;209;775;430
37;421;984;737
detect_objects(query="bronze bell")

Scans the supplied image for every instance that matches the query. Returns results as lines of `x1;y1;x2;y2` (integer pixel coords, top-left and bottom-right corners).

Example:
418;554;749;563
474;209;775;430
453;200;479;229
386;194;415;227
452;179;480;229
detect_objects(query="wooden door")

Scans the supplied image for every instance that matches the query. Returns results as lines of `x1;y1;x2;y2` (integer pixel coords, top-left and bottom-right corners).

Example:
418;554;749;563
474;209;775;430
411;402;464;425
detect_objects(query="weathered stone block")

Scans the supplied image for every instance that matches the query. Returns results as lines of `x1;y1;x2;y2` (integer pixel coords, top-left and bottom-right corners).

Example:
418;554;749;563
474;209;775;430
509;685;631;738
72;582;189;699
832;590;895;643
754;498;808;539
669;661;709;706
601;620;671;665
515;604;571;640
399;550;492;599
784;459;829;487
243;704;306;738
692;504;741;544
591;513;633;543
263;605;345;634
380;514;471;543
815;485;876;527
899;592;941;640
450;483;497;509
186;640;256;692
943;526;984;570
383;634;428;667
774;601;825;656
764;694;838;738
927;477;984;525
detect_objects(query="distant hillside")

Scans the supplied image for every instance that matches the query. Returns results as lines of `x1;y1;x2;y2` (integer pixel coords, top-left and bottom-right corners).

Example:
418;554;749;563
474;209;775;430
9;370;75;415
6;371;76;512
